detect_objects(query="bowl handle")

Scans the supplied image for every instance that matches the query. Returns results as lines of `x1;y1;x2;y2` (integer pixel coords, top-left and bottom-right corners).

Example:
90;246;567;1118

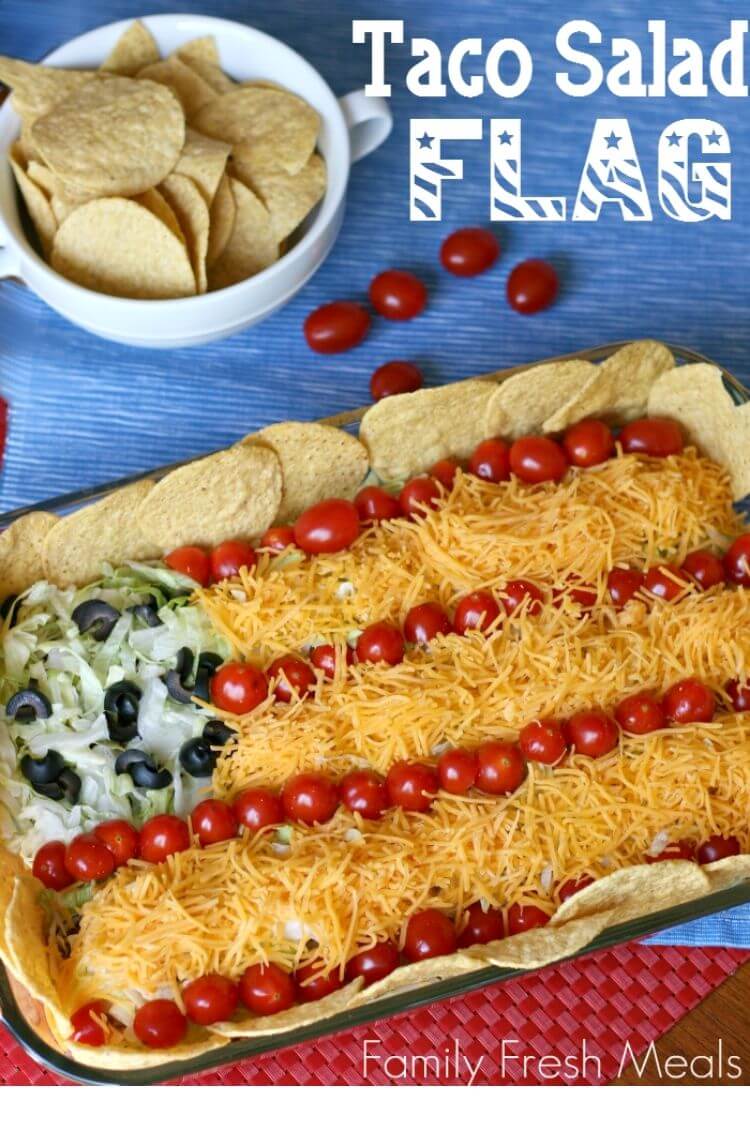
339;89;392;164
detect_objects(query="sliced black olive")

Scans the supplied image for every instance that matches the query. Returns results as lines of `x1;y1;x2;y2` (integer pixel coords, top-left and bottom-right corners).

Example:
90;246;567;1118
202;719;234;747
193;652;224;700
6;687;52;723
72;599;120;641
164;669;194;705
0;593;20;627
104;680;142;742
114;747;171;790
179;737;216;778
127;595;161;628
175;647;194;678
20;749;65;785
34;768;81;804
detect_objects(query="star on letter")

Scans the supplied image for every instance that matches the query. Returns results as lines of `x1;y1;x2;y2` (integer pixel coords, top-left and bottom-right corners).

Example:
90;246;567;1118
666;131;681;147
417;132;433;150
604;131;621;149
497;130;513;145
706;130;722;146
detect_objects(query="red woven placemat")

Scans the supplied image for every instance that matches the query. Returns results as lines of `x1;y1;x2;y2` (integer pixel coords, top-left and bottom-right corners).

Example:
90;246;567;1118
1;941;747;1086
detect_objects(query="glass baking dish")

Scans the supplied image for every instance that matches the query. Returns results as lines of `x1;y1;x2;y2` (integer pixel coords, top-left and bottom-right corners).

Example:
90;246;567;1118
1;340;748;1085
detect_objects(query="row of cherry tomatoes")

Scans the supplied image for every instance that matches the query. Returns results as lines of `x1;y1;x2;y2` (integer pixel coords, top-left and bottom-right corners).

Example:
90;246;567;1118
35;672;747;898
69;812;742;1052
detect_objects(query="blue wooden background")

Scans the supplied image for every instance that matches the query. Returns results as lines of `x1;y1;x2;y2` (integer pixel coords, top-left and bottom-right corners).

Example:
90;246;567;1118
1;2;749;944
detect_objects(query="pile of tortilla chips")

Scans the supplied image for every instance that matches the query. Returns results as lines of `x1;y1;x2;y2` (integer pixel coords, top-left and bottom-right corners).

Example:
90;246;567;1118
0;21;326;298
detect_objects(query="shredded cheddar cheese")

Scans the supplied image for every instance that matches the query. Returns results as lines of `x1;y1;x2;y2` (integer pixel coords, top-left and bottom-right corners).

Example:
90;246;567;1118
62;714;750;1008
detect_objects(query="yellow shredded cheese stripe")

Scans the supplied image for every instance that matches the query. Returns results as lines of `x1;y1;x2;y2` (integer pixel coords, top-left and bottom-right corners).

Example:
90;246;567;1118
62;714;750;1007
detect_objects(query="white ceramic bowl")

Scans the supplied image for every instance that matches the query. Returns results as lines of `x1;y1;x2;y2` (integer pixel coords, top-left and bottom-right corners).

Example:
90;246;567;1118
0;13;392;348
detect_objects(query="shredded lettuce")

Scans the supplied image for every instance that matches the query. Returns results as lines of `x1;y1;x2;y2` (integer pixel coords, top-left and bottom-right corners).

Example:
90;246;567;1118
1;565;229;862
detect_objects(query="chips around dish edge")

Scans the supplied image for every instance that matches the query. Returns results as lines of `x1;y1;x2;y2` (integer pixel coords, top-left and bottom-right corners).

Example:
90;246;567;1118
484;359;597;440
0;511;58;600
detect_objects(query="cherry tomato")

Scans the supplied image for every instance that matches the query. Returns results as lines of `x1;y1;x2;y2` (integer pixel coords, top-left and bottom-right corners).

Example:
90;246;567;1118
340;769;390;820
615;692;666;735
345;940;400;986
643;565;689;602
65;833;116;883
71;1000;109;1046
133;1000;186;1049
282;772;339;825
507;903;551;935
697;835;741;865
33;840;72;891
509;436;568;484
190;799;238;846
453;590;500;635
304;300;370;354
519;719;567;765
399;476;441;518
233;787;284;832
369;269;427;320
562;419;615;468
294;964;342;1003
458;902;504;947
183;974;239;1025
506;259;558;315
555;576;597;611
430;459;460;489
607;567;644;608
475;741;525;795
209;540;257;583
557;875;595;902
386;761;438;812
311;643;356;680
268;654;316;702
370;360;423;401
726;678;750;712
164;545;210;586
294;498;360;555
681;549;726;590
404;601;452;645
210;662;269;715
468;438;510;483
260;525;296;554
139;814;191;864
566;710;619;759
620;416;683;458
438;748;477;794
724;533;750;587
404;908;457;961
356;621;404;666
94;820;139;867
646;840;695;864
239;963;296;1016
501;579;543;617
440;227;499;277
662;679;715;725
355;485;402;524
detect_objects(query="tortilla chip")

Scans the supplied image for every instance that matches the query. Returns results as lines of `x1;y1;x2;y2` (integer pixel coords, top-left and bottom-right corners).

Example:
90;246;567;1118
5;876;71;1038
358;952;484;1005
207;177;278;290
138;57;215;119
159;173;210;293
553;861;710;926
543;341;675;432
42;480;161;588
0;846;24;963
69;1029;229;1069
134;186;185;244
192;87;320;175
246;422;369;523
175;129;230;204
136;444;283;553
175;39;234;95
51;197;196;299
212;979;363;1038
0;57;96;123
484;360;596;440
360;380;497;482
31;76;185;196
8;144;57;255
205;172;236;267
0;511;58;600
704;854;750;890
648;363;750;500
475;911;615;970
100;21;160;77
231;148;326;243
